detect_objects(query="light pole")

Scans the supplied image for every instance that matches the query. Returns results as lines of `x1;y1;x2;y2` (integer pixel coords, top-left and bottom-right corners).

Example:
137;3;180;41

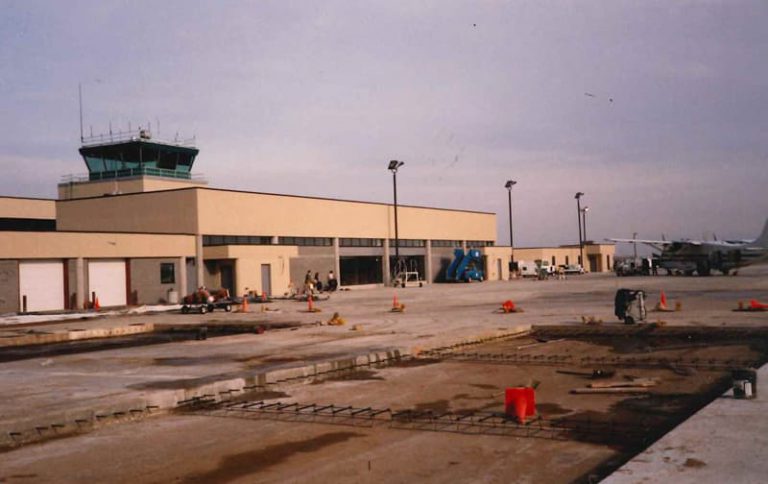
581;206;589;243
505;180;517;262
632;232;638;260
388;160;405;276
575;192;585;267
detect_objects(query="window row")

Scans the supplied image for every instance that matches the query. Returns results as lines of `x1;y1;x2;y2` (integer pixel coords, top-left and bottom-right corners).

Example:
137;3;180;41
388;239;426;248
430;240;463;248
340;238;384;247
279;236;333;246
203;235;273;246
467;240;495;247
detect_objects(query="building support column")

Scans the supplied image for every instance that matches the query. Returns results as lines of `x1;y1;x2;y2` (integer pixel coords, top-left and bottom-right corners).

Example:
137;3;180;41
383;239;391;286
178;256;187;298
333;238;340;286
425;240;432;284
74;257;85;310
195;234;204;289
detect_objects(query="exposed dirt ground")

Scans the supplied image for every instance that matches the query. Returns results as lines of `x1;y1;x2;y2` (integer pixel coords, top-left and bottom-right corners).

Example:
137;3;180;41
1;328;764;484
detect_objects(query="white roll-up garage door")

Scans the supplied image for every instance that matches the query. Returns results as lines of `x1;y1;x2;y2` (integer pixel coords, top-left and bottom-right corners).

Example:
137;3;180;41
19;260;65;312
88;260;126;307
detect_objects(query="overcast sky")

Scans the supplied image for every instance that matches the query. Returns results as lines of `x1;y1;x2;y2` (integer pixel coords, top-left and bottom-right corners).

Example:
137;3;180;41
1;1;767;249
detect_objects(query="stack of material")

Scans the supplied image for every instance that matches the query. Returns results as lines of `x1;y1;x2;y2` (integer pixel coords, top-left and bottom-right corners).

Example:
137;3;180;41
571;378;659;394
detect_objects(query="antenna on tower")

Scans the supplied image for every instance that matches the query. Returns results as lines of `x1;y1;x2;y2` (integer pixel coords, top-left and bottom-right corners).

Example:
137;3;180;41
78;83;84;143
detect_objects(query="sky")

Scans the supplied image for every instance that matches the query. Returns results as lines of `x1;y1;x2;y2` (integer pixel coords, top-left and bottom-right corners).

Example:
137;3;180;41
1;0;767;250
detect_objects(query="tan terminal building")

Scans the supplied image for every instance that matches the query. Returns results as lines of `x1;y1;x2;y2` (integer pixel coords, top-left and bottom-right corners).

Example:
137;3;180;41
0;132;614;313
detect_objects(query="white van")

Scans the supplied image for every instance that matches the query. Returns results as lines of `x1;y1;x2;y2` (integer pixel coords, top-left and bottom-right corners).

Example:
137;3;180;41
517;261;539;277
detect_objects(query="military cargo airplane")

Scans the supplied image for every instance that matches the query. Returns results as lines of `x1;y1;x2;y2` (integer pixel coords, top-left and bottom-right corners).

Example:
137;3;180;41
608;219;768;276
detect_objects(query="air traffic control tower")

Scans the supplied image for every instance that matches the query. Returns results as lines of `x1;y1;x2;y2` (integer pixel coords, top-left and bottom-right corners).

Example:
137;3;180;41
58;129;206;200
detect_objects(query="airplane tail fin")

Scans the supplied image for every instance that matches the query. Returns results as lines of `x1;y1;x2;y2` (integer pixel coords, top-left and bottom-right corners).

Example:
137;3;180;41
751;218;768;247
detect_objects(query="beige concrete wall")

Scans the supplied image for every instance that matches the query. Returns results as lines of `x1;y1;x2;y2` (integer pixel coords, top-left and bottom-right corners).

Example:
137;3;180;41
56;187;495;242
58;179;145;200
0;197;56;219
290;247;335;290
513;244;615;272
130;258;183;304
195;189;496;241
430;247;457;282
56;190;199;234
203;245;298;296
0;232;195;259
57;177;206;200
482;246;514;280
0;260;19;313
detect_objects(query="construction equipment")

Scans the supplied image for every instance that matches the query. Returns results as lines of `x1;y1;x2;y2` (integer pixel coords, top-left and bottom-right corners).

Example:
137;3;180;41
393;271;424;288
614;289;647;325
445;249;484;282
181;288;234;314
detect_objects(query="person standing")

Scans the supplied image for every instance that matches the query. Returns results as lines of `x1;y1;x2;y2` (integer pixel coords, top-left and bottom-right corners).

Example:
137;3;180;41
327;270;337;291
304;270;314;295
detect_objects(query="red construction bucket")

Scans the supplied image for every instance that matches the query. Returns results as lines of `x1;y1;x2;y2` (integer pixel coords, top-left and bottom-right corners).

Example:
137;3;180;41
505;387;536;423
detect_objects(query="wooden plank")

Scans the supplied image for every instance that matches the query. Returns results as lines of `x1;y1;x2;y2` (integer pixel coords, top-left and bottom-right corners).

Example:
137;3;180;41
571;387;651;394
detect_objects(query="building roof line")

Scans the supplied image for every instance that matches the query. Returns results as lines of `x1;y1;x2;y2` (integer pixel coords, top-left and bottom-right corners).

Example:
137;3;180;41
0;195;56;202
56;186;496;216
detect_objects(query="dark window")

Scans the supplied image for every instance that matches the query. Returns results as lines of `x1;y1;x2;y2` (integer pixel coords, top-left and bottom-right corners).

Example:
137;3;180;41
340;256;383;285
278;236;333;246
467;240;493;248
0;218;56;231
160;263;175;284
340;238;383;248
203;235;272;246
431;240;462;248
389;239;425;248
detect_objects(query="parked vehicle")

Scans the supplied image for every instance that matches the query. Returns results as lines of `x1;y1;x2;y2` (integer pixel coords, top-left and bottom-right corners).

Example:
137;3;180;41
517;261;539;278
560;264;585;275
181;287;234;314
518;260;555;278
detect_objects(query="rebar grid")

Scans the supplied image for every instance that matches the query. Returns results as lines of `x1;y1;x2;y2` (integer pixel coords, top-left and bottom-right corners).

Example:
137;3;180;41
191;399;654;445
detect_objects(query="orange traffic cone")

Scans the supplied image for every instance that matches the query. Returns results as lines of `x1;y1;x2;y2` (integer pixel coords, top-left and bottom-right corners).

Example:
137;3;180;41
241;294;249;313
93;297;100;311
308;294;314;312
391;293;405;312
505;387;536;424
750;299;768;311
656;290;674;312
501;300;516;313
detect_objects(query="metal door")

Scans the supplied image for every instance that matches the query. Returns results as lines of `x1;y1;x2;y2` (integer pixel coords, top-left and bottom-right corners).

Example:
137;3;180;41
19;260;65;311
87;259;127;307
220;263;235;296
261;264;272;296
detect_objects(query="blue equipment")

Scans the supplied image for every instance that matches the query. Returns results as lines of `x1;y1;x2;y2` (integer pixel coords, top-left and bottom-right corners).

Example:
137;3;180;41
446;249;484;282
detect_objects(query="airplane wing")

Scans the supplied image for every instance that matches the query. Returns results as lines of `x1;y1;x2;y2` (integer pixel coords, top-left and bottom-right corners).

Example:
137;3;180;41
605;238;673;252
607;238;672;245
